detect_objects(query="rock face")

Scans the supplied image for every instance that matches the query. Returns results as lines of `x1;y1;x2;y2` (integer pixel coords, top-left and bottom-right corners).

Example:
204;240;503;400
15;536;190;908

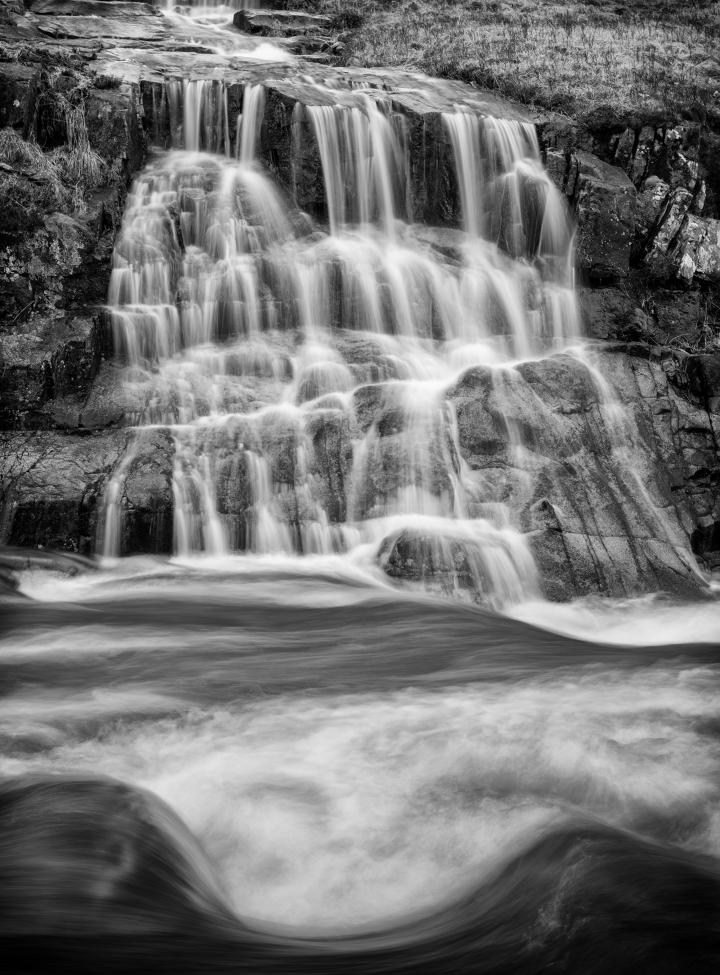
0;428;174;555
448;353;709;599
0;5;717;593
546;148;636;281
233;10;333;36
571;152;637;282
0;45;145;429
27;1;157;15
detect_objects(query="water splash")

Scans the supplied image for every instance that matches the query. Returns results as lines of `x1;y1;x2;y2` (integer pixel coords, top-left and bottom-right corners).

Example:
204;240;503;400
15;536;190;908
98;77;698;603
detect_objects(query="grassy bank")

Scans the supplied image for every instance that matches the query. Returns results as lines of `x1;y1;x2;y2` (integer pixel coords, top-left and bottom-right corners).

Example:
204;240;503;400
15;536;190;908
310;0;720;123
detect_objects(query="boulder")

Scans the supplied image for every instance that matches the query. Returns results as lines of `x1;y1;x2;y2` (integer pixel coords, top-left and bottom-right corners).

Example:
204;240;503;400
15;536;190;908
233;10;332;37
570;151;636;282
305;408;355;523
379;525;536;606
448;352;709;598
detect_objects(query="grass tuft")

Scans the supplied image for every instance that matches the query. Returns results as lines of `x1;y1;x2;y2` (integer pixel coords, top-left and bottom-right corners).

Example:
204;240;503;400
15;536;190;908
50;101;106;193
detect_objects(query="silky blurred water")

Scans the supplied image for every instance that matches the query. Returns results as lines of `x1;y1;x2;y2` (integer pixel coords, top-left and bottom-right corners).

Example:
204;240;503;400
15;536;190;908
2;560;719;952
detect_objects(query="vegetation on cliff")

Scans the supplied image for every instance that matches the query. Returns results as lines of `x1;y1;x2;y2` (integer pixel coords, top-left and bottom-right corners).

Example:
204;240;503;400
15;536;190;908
313;0;720;124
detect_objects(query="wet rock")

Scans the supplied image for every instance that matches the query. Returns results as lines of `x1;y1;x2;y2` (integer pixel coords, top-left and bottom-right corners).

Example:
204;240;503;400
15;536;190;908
380;528;479;597
389;95;458;227
515;355;599;414
258;82;462;228
570;152;636;282
233;10;332;37
305;408;354;523
33;13;165;43
634;176;670;245
379;525;535;606
0;315;104;429
0;62;37;131
1;430;121;552
685;353;720;411
0;428;175;555
257;409;302;486
214;452;253;550
119;430;175;555
449;352;710;597
335;334;409;384
352;383;407;435
578;288;652;343
27;1;157;15
529;526;703;601
84;83;145;175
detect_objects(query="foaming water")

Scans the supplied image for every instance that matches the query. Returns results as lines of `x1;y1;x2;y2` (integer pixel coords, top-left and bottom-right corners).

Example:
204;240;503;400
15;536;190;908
94;69;703;612
2;562;720;969
159;0;290;60
2;565;720;965
97;79;590;605
3;23;719;969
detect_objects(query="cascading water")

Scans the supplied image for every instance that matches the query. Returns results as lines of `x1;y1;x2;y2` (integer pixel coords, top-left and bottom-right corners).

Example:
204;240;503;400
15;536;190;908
5;17;720;969
98;76;698;605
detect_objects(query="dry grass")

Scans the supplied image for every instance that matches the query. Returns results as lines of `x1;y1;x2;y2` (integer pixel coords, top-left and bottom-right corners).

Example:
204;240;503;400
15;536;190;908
308;0;720;121
0;92;107;225
50;101;106;193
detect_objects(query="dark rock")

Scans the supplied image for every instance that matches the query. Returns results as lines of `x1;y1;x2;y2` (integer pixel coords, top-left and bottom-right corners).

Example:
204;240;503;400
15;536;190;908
378;525;533;606
380;528;479;596
571;151;636;282
34;13;165;42
448;352;709;598
307;409;355;522
0;315;104;429
578;287;652;343
1;429;174;555
119;430;175;555
352;382;407;435
233;10;332;37
0;62;37;132
257;409;301;486
1;430;125;552
27;1;158;15
685;353;720;411
84;83;145;175
634;177;670;247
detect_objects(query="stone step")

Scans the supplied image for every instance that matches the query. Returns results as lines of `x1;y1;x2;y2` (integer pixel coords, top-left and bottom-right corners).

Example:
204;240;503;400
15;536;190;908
27;0;158;15
35;15;166;42
232;8;332;37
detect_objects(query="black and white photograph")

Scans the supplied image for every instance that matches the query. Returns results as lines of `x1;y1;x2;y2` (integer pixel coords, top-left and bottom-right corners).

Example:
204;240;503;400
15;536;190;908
1;1;719;972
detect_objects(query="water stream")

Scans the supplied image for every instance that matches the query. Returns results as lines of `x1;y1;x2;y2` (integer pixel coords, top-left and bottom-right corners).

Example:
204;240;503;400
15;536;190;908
1;4;719;971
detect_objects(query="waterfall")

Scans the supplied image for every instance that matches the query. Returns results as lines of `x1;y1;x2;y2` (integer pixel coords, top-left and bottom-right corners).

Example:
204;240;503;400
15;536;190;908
306;94;405;235
99;76;697;603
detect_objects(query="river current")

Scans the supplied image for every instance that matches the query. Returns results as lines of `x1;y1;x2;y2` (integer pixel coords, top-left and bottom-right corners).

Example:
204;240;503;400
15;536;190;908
2;561;720;972
2;1;720;971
